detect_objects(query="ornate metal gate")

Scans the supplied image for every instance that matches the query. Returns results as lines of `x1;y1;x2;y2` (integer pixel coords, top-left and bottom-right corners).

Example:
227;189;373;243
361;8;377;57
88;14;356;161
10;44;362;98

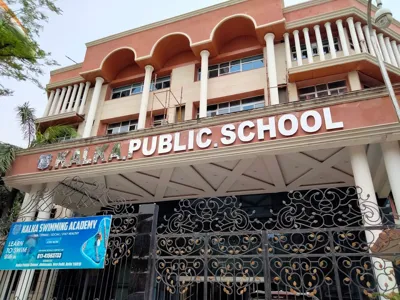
153;188;400;300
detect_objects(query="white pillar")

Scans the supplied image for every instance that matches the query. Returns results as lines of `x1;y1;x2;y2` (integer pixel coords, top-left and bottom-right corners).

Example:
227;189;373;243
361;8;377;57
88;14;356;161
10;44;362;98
61;86;72;114
391;41;400;67
265;33;279;105
363;25;376;56
355;22;368;53
377;32;390;62
347;17;361;54
48;89;60;116
348;145;398;295
293;30;303;66
14;184;43;300
372;29;385;60
336;19;350;56
314;25;325;61
67;84;79;112
138;65;154;129
82;77;104;138
199;50;210;118
303;28;313;64
43;90;55;117
381;142;400;215
385;37;398;67
73;83;84;112
325;22;337;59
54;87;66;115
283;33;292;68
78;82;91;115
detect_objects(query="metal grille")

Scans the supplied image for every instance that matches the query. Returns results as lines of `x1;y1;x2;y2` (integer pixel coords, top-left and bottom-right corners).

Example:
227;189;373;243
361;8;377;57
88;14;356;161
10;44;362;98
153;188;400;300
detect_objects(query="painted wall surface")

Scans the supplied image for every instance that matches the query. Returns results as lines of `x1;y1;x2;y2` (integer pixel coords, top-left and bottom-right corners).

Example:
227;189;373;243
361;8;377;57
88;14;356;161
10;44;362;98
8;96;398;177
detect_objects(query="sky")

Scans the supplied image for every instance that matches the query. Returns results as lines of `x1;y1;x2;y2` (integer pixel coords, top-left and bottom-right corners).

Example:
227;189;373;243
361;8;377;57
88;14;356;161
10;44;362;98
0;0;399;147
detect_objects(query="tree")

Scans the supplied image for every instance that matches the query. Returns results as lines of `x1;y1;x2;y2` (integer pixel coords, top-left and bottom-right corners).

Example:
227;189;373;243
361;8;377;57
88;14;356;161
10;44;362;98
0;0;62;96
16;101;36;145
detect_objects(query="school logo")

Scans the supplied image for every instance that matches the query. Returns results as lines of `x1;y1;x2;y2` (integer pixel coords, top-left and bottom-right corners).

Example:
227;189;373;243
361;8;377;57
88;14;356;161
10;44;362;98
12;224;22;235
37;154;52;170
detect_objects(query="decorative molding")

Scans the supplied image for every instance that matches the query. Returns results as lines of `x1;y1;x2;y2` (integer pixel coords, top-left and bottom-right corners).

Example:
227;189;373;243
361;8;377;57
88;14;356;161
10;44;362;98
46;76;85;90
34;112;84;124
85;0;246;47
289;52;400;75
13;85;396;157
283;0;332;13
50;63;83;76
286;7;400;43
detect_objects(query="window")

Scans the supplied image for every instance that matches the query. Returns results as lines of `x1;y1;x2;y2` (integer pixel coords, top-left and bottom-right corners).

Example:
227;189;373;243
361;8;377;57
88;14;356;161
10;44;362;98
298;80;347;101
175;105;185;123
198;55;264;79
292;38;341;61
111;76;171;100
153;114;167;127
107;120;138;135
205;96;264;117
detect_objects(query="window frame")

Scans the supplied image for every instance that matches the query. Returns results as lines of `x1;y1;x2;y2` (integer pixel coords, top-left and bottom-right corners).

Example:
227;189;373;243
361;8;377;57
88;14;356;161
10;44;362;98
106;119;138;135
198;54;264;80
204;96;265;117
298;80;348;101
111;76;171;100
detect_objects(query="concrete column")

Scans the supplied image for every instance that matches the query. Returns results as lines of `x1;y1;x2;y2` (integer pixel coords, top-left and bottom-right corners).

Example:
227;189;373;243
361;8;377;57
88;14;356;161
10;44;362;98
43;90;55;117
363;25;376;56
391;41;400;67
265;33;279;105
385;37;398;67
73;83;84;112
78;82;91;115
54;87;66;115
283;33;292;68
138;65;154;129
376;31;388;61
13;184;44;300
82;77;104;138
336;19;350;56
381;141;400;216
314;25;325;61
293;30;302;66
372;29;385;60
48;89;60;116
325;22;337;59
348;145;398;295
287;83;299;102
355;22;368;53
347;17;361;54
67;84;79;112
303;28;313;64
61;85;72;113
348;71;362;91
199;50;210;118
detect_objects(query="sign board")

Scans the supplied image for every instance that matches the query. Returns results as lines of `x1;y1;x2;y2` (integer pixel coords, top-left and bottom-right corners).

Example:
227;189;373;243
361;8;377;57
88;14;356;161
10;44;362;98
0;215;112;270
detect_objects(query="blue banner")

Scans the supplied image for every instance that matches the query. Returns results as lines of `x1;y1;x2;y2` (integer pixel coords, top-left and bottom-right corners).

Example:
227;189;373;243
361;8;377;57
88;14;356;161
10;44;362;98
0;215;112;270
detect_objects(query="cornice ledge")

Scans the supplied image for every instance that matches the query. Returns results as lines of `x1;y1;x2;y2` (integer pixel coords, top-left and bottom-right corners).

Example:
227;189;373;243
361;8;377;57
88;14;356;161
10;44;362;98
283;0;332;13
34;112;83;124
5;123;400;188
14;85;394;156
50;63;83;76
46;76;85;91
85;0;246;48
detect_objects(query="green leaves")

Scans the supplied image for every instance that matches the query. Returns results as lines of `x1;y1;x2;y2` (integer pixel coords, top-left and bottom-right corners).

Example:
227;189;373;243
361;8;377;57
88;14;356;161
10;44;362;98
0;142;20;174
15;101;36;144
32;124;78;147
0;0;61;96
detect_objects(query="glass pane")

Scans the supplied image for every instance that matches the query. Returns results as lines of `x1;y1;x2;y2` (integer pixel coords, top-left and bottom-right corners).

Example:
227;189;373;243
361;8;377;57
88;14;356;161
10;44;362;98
231;60;240;65
328;81;346;89
316;84;327;91
242;104;254;111
337;87;347;94
209;70;218;78
219;102;229;109
112;93;121;99
208;65;218;71
219;66;230;75
299;95;308;101
207;104;217;111
298;86;315;95
254;102;264;109
121;121;129;126
230;105;240;113
129;125;137;131
220;62;229;68
112;128;120;134
230;64;241;73
317;91;329;97
217;108;229;115
163;81;171;89
107;129;113;135
120;125;129;133
155;82;162;90
108;123;119;129
132;86;143;94
121;90;130;97
242;55;262;63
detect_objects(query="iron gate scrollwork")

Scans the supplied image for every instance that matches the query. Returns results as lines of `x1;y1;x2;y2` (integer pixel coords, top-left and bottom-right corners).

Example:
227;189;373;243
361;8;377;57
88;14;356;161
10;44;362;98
154;188;400;300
